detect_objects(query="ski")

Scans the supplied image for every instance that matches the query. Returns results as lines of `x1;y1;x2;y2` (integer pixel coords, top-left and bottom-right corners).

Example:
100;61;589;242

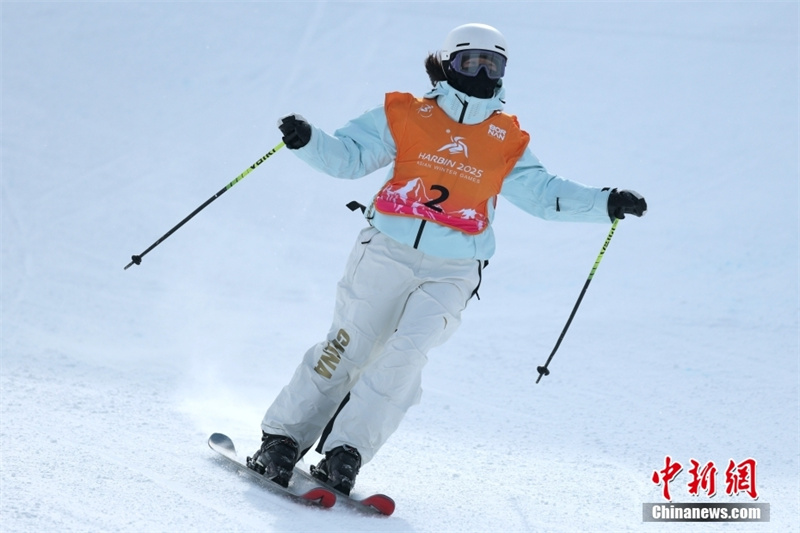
208;433;336;509
293;467;395;516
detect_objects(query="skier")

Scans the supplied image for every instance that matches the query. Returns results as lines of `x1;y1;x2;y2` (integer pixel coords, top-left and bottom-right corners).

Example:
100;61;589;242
248;23;647;494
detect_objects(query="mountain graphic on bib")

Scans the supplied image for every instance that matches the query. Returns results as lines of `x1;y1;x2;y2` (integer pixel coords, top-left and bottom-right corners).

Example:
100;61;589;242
377;178;433;214
375;178;487;233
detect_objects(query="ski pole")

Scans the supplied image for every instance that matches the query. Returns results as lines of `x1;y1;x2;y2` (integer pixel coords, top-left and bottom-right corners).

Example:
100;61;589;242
124;141;285;270
536;218;619;383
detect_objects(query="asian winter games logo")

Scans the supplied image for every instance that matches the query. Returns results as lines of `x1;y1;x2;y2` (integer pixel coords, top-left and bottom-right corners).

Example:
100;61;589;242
437;132;469;158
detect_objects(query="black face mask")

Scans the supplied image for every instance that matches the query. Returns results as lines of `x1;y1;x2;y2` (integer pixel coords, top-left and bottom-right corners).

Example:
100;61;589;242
445;65;499;99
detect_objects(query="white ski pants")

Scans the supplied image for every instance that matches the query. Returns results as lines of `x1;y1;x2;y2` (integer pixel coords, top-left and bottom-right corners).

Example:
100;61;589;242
261;227;481;463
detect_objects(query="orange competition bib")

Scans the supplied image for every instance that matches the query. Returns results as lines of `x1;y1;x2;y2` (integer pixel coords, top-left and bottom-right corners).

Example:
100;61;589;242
374;92;529;234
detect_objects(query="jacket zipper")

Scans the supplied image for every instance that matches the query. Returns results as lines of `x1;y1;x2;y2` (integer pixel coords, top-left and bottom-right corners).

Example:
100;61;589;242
457;94;468;124
414;96;469;249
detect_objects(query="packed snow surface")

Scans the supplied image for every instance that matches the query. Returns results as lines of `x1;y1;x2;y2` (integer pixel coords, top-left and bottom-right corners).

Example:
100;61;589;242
2;2;797;532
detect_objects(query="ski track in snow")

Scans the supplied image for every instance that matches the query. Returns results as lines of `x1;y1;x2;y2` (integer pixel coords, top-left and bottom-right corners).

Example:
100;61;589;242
2;2;798;532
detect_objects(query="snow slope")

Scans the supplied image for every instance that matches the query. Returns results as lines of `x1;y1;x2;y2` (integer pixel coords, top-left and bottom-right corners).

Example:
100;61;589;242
2;2;797;532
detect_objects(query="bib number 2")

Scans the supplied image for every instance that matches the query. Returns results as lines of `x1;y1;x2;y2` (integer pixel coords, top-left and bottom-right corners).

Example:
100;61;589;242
423;185;450;213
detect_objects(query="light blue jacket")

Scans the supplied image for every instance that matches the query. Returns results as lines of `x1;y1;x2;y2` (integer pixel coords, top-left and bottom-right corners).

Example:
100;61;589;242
293;81;612;260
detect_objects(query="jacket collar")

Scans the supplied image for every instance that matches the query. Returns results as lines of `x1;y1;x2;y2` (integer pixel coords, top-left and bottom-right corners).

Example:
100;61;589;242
424;80;506;125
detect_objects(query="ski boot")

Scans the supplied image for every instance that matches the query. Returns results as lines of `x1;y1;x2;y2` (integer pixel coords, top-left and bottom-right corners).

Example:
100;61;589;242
310;445;361;495
246;432;299;488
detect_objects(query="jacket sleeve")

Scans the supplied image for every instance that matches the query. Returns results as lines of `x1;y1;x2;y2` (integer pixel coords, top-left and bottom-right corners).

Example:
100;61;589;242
500;149;612;223
292;106;397;180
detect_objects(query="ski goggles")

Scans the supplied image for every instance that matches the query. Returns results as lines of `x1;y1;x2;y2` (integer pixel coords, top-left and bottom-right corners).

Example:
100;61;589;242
449;49;507;79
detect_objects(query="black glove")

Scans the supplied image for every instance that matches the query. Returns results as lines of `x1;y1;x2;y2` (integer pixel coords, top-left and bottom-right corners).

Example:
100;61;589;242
277;114;312;150
607;189;647;220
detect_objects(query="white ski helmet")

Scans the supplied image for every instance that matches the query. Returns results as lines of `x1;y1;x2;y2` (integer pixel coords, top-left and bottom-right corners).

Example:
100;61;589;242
441;23;508;62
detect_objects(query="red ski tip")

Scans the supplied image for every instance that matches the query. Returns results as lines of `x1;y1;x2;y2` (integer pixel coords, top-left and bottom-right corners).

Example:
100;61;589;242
303;488;336;508
360;494;396;516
